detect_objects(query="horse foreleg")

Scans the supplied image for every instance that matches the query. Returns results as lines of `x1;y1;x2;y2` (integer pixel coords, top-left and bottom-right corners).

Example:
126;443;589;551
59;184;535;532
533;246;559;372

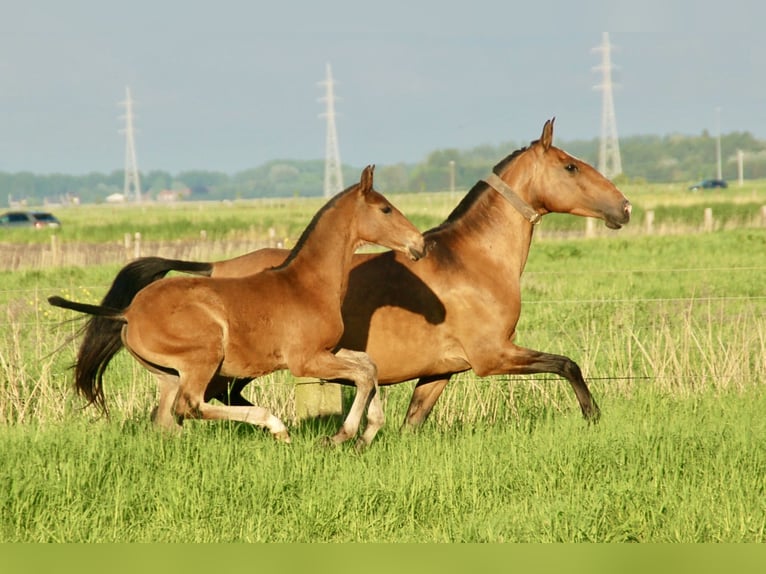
402;375;451;430
484;344;599;421
295;348;384;448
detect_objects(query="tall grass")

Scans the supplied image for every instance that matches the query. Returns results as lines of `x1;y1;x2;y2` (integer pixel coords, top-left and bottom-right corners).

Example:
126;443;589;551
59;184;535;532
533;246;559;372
2;386;764;542
1;205;765;540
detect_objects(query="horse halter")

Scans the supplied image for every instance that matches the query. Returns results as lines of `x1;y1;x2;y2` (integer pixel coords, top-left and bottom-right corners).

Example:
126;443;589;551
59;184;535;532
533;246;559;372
483;173;542;225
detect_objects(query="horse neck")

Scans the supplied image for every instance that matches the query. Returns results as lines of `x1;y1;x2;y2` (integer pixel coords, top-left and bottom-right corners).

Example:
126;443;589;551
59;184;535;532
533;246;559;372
432;180;535;278
281;201;359;299
493;159;539;273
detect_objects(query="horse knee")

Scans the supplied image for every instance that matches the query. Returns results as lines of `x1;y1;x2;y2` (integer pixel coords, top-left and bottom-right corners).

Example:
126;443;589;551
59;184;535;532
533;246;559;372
358;360;377;390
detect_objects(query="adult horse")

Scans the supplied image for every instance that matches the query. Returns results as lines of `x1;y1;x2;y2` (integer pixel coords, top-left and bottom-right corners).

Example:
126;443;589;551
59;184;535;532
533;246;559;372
49;166;425;448
68;119;631;429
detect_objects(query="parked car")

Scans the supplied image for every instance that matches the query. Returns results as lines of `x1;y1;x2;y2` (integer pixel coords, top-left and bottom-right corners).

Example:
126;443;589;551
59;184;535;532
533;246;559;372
688;179;728;190
0;210;62;229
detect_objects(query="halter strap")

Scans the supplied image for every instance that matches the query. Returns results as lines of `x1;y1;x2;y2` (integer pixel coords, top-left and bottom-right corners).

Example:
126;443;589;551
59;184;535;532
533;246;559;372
483;172;541;225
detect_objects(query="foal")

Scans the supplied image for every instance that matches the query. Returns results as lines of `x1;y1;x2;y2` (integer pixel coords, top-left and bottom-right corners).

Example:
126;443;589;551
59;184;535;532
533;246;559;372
49;166;425;447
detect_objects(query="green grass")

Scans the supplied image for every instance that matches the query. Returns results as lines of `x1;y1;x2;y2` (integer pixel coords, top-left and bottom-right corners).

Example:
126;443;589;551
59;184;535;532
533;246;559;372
1;187;765;541
4;179;766;246
1;386;764;542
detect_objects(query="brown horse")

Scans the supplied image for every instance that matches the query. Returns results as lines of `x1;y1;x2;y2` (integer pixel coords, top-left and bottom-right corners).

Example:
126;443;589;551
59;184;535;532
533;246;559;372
68;119;631;430
49;166;426;447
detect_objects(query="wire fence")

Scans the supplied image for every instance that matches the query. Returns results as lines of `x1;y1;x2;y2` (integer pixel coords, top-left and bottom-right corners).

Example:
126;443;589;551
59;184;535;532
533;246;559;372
2;202;766;271
2;241;764;426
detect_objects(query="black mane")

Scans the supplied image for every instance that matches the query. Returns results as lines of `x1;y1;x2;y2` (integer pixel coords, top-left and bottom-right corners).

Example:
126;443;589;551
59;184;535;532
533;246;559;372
273;184;351;269
425;143;531;235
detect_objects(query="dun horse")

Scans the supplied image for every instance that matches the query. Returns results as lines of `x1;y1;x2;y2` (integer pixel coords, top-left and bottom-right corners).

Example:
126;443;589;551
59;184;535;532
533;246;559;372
49;166;426;447
66;119;631;430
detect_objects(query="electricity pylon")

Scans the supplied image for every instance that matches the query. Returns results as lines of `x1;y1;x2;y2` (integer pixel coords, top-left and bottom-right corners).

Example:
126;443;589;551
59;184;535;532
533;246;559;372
593;32;623;179
119;86;142;203
319;63;343;198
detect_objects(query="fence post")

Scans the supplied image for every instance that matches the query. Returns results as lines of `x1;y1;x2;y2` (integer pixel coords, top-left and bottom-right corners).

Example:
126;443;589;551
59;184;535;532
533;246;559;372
585;218;595;238
645;210;655;235
295;382;343;421
703;208;714;232
761;205;766;227
134;232;142;259
50;235;59;265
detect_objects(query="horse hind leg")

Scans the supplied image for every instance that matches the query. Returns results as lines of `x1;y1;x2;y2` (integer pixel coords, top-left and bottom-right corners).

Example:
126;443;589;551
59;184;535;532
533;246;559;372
151;372;182;432
195;402;290;442
173;372;290;442
489;344;600;422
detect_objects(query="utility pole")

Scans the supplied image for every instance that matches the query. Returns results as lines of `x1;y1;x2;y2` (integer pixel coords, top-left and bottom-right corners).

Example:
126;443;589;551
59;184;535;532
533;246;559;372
593;32;623;179
716;107;723;180
319;63;343;198
119;86;142;203
737;149;744;186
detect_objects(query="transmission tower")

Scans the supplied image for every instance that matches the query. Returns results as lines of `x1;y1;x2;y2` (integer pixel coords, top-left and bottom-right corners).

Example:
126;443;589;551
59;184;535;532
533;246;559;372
119;86;142;203
592;32;623;179
319;63;343;198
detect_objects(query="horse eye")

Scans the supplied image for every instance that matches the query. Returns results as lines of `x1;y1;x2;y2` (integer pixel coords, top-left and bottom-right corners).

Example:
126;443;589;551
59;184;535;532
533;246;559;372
565;163;579;173
381;205;392;214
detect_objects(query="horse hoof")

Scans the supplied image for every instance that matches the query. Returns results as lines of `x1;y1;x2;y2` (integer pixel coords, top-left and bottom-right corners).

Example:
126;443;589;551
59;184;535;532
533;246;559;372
317;436;338;449
353;438;369;453
584;402;601;424
272;429;291;443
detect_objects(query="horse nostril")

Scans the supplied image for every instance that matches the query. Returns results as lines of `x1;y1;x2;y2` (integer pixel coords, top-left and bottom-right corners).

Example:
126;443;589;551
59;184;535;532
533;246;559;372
624;201;633;216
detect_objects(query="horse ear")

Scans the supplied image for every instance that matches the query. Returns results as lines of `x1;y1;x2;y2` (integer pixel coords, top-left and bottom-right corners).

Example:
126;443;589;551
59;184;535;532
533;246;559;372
360;165;375;194
540;118;555;151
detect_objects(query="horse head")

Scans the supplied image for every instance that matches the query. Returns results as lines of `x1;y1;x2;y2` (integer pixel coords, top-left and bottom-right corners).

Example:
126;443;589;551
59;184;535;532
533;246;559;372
354;165;426;260
519;118;632;229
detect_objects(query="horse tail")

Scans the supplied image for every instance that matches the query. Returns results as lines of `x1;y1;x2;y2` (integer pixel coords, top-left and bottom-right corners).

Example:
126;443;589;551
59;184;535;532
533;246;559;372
98;257;214;311
50;257;214;413
48;295;127;413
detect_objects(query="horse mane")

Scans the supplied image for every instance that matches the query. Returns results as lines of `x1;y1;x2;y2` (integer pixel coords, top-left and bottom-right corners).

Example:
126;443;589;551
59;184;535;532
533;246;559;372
425;142;532;235
273;184;349;269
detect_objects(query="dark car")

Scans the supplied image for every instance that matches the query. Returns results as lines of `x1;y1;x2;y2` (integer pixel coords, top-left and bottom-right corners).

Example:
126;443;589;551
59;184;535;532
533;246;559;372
0;210;62;229
688;179;728;190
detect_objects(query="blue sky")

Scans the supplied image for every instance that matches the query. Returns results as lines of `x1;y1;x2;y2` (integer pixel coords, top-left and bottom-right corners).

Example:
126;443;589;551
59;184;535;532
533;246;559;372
1;0;763;174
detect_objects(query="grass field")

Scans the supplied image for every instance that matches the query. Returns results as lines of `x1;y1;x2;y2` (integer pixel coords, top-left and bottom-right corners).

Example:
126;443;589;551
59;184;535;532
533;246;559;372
1;183;765;542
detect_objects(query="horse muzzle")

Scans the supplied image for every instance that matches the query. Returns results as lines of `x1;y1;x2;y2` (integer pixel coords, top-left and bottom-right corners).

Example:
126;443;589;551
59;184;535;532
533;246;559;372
605;199;632;229
407;242;427;261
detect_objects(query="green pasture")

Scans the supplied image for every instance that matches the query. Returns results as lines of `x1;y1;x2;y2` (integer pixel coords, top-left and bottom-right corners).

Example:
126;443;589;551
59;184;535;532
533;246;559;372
4;178;766;246
0;183;765;542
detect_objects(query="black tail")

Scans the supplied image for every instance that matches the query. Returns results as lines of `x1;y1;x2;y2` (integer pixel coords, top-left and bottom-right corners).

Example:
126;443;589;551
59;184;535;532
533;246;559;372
47;296;124;318
51;256;214;413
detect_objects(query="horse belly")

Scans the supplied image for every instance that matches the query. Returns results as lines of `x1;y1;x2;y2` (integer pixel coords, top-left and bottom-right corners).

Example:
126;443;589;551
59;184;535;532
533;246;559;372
360;308;470;383
219;324;287;378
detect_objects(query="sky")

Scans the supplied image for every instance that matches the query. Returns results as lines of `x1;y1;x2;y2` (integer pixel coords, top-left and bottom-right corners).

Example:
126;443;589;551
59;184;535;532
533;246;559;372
1;0;764;175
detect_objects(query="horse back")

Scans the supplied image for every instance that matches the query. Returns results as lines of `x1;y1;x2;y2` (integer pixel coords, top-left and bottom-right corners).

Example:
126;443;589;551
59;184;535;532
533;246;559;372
212;248;288;278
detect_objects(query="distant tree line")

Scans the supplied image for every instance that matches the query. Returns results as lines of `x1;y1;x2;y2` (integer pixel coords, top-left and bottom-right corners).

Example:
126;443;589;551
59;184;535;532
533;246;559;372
4;131;766;207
